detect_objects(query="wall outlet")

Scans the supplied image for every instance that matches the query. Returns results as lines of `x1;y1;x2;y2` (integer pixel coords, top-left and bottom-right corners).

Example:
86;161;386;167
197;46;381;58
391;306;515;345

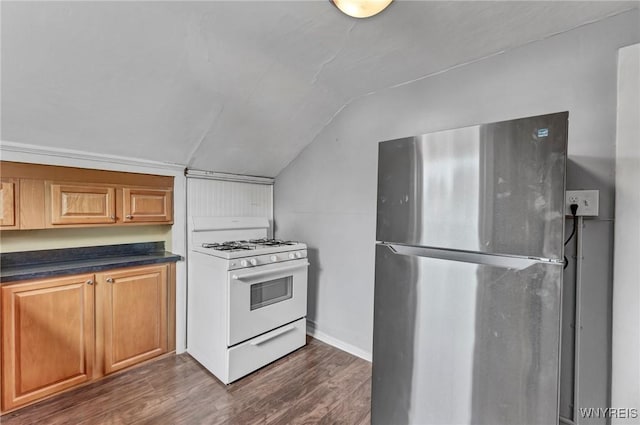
566;190;599;216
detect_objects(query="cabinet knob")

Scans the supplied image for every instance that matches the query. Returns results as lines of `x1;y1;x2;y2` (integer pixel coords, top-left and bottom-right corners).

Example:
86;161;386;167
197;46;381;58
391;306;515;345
125;215;133;219
106;277;114;283
86;280;94;285
110;215;115;220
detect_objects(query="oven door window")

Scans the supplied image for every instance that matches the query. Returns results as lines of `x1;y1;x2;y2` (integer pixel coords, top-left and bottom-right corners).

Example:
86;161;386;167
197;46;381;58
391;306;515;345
250;276;293;310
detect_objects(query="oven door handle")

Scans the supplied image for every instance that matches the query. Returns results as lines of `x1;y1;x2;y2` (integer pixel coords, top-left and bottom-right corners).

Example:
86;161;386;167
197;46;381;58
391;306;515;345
231;262;309;281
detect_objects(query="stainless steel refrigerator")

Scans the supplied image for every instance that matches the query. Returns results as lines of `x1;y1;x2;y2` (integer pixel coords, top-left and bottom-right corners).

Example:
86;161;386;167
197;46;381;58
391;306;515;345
372;112;568;425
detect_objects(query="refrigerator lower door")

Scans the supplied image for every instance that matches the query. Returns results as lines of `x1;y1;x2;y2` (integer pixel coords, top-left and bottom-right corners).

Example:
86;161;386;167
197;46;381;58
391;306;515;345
371;244;562;425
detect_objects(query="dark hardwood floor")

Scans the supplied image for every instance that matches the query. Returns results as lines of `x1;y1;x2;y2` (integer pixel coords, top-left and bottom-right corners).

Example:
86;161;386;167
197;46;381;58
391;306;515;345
1;337;372;425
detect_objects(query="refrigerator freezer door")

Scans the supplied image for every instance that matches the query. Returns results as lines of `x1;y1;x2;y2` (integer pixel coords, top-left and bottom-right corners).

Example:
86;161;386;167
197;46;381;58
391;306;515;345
371;244;562;425
376;112;567;261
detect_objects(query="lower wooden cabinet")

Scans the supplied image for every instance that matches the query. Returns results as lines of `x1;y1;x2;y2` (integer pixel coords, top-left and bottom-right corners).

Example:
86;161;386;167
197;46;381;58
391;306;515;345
97;265;167;374
1;274;95;411
0;263;175;413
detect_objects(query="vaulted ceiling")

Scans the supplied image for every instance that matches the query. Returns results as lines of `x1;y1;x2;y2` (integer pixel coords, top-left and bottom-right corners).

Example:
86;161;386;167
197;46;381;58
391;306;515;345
1;1;637;177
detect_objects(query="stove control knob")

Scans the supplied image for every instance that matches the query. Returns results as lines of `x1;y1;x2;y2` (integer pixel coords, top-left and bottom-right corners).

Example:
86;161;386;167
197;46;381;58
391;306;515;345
240;260;248;267
250;258;258;266
288;253;295;259
270;255;278;262
295;252;302;259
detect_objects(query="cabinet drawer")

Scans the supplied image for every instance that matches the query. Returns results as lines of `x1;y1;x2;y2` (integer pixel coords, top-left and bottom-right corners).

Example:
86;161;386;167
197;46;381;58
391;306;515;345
227;318;306;383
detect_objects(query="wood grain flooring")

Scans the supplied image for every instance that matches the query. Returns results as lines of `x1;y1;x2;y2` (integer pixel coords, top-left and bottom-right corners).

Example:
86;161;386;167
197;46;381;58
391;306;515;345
0;337;372;425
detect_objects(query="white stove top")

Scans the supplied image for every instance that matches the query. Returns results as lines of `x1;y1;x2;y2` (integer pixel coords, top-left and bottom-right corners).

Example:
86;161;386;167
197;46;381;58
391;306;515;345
189;216;306;262
192;238;307;260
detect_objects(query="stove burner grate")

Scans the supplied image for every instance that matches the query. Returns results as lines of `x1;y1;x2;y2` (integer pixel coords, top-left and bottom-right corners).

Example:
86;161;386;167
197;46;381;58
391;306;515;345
201;238;299;252
249;238;297;246
201;242;255;251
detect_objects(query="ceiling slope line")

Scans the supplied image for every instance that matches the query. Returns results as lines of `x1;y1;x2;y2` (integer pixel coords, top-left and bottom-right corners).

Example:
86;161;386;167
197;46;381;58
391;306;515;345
311;21;357;85
276;47;510;178
185;104;225;168
275;6;639;178
190;18;356;176
242;60;277;107
186;38;279;170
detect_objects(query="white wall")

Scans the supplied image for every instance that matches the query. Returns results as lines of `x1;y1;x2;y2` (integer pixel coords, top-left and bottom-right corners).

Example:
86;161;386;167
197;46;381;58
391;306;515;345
274;8;640;416
0;142;189;354
612;43;640;424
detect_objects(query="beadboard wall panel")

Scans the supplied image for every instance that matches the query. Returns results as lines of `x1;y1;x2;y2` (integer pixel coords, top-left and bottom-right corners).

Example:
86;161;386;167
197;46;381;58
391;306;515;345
186;178;273;235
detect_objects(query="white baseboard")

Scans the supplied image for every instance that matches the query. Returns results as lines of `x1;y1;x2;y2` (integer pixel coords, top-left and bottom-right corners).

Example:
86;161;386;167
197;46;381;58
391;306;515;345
306;321;372;362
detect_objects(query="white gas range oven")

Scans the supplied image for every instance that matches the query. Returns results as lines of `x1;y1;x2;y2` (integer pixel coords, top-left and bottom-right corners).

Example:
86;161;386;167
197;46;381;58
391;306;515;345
187;217;308;384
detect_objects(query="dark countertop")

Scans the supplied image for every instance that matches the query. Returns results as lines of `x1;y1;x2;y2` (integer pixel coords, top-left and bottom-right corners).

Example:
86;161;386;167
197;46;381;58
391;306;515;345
1;242;182;284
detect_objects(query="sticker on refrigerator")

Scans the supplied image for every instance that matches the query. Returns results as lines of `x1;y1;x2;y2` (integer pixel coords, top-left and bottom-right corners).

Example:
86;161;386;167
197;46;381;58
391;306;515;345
537;128;549;138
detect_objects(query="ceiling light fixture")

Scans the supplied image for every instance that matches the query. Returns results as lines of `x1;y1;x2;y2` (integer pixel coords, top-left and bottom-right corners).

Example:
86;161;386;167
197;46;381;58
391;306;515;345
331;0;393;19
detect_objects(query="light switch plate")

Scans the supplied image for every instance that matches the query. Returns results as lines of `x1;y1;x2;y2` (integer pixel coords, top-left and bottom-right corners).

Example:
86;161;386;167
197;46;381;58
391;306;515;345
566;190;599;216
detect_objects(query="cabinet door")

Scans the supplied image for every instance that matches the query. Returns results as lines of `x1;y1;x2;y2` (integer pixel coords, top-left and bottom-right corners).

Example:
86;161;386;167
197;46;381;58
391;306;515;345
48;182;116;225
122;188;173;223
98;265;167;374
0;179;18;228
1;275;95;411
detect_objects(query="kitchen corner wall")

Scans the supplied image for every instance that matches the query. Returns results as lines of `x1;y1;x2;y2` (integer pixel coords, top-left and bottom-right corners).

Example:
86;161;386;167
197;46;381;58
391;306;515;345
274;8;639;419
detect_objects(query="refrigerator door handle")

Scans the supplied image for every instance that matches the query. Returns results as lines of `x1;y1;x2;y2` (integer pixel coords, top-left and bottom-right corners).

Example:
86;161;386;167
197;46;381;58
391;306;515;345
383;243;561;270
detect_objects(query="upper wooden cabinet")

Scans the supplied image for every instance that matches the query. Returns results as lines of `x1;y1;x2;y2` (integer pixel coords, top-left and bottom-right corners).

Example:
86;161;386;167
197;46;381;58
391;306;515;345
123;188;173;223
48;183;117;225
0;179;18;228
0;161;174;229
